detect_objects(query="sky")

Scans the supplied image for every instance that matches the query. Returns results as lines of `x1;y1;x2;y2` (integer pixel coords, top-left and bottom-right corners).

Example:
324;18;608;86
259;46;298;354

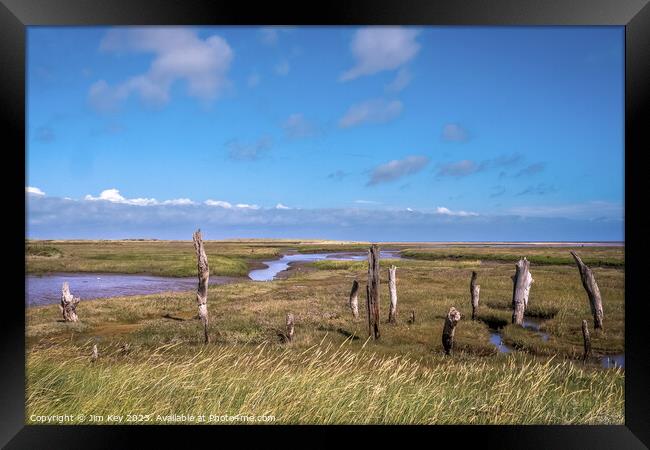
26;26;624;241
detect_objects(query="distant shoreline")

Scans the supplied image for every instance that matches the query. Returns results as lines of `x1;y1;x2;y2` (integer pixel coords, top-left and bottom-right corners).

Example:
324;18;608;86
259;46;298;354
25;238;624;246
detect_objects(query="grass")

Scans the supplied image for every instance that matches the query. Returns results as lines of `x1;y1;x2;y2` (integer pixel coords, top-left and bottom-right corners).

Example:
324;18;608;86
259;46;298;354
25;240;625;424
26;240;624;277
26;243;63;258
25;239;375;277
25;240;278;277
27;342;622;425
402;246;624;267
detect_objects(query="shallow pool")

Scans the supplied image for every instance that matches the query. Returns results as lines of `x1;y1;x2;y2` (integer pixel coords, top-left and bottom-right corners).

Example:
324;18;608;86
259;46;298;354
248;251;401;281
26;273;234;306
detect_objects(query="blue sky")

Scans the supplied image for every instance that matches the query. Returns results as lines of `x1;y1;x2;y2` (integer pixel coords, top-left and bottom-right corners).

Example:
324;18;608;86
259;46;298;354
26;26;624;241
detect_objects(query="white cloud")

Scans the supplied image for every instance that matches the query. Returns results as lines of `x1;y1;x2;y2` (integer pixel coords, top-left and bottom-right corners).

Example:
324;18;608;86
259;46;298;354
161;198;196;205
26;186;46;196
368;155;429;185
84;188;195;206
204;200;263;210
385;68;412;93
406;207;414;212
275;203;290;210
26;195;623;241
339;99;403;128
274;60;290;76
84;188;125;202
89;27;233;111
205;200;232;208
435;206;479;217
340;27;420;82
84;188;158;206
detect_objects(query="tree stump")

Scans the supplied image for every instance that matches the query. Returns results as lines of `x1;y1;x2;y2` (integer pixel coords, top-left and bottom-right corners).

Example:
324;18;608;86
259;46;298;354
388;265;398;324
511;258;534;325
407;310;416;324
366;244;381;340
582;319;591;361
286;313;295;342
60;282;80;322
570;251;604;330
442;307;461;355
349;280;359;319
193;229;210;344
470;271;480;320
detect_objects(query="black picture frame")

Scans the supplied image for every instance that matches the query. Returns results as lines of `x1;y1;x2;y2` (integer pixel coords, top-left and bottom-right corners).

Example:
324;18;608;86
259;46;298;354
3;0;649;447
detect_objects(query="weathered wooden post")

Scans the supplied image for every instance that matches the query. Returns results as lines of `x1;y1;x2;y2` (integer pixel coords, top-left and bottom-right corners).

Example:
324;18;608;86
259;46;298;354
582;319;591;361
511;258;534;325
349;280;359;319
442;307;461;355
571;251;604;330
408;310;416;324
470;271;480;320
388;265;398;324
193;229;210;344
286;313;295;342
60;282;80;322
366;244;381;340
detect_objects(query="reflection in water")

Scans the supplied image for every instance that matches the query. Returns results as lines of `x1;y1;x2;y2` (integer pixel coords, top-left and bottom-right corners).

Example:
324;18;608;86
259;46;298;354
489;332;512;353
600;354;625;369
248;251;402;282
490;316;548;353
522;317;550;342
26;273;233;306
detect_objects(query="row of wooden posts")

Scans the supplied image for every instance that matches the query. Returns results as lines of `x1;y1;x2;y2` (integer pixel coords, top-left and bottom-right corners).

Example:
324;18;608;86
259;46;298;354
58;231;604;359
349;244;604;357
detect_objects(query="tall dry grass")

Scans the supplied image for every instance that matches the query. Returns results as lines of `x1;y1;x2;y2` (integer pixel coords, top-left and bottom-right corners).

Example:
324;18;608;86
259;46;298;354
27;339;623;425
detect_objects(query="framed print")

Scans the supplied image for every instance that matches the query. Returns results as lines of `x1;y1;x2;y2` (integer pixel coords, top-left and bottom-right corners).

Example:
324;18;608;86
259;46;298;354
2;0;649;447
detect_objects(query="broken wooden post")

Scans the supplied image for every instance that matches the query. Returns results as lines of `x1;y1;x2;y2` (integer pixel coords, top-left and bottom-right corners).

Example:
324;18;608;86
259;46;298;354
388;265;398;324
286;313;295;342
366;244;381;340
511;258;534;325
60;282;80;322
470;271;480;320
582;319;591;361
193;229;210;344
349;280;359;319
407;310;416;325
91;344;98;362
442;307;461;355
571;251;604;330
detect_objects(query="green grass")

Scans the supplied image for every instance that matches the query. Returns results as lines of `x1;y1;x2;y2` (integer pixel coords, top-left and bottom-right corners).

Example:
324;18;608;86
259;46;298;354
25;240;272;277
25;240;625;424
402;246;624;267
